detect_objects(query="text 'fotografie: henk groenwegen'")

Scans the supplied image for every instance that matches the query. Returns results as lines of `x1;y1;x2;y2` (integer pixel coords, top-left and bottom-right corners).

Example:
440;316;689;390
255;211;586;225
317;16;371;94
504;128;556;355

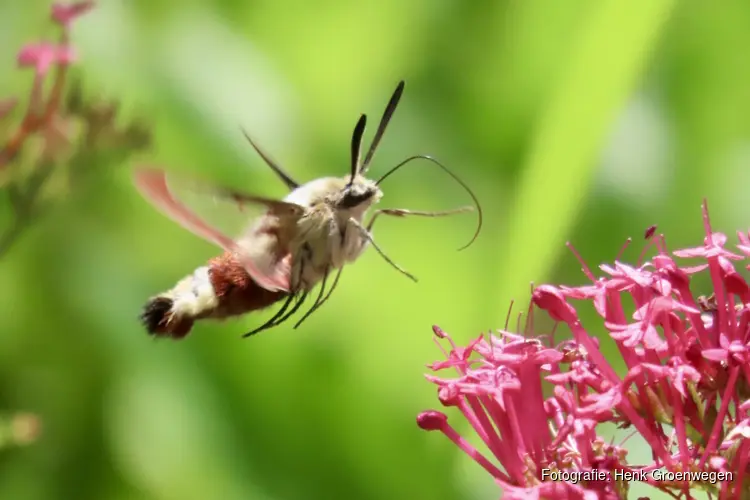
540;469;733;484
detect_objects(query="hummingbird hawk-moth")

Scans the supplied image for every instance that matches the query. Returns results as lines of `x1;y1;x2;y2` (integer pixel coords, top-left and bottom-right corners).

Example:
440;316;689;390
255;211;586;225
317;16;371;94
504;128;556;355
134;81;482;339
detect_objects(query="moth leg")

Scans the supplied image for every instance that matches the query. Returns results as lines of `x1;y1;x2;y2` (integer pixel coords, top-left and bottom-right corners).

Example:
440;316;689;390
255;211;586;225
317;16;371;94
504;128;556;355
366;206;473;232
349;217;417;282
260;245;317;329
243;249;307;338
243;292;297;338
293;267;330;329
294;266;344;329
273;292;309;327
306;266;344;319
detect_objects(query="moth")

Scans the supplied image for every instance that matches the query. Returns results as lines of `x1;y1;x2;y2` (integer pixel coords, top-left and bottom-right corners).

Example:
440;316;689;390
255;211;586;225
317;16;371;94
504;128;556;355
134;81;482;339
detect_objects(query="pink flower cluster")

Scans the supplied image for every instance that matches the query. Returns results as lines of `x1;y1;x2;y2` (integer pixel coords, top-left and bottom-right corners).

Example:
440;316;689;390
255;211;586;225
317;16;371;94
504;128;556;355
0;0;94;449
418;200;750;500
0;1;93;167
1;0;150;258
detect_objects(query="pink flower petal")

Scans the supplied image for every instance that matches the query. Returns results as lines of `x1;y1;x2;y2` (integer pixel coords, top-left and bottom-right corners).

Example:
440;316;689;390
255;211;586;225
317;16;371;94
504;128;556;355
17;43;76;76
420;201;750;497
51;1;94;27
702;348;728;362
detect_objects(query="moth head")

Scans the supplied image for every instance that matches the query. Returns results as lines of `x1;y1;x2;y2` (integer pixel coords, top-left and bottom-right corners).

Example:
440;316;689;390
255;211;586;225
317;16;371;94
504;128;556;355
336;175;382;210
335;81;405;212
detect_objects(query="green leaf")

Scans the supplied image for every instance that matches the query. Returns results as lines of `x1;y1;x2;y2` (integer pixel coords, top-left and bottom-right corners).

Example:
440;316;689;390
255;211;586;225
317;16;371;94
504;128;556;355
492;0;677;319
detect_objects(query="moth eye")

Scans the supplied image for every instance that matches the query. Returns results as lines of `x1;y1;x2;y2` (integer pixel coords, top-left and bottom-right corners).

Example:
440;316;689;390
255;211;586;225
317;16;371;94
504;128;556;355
338;188;373;209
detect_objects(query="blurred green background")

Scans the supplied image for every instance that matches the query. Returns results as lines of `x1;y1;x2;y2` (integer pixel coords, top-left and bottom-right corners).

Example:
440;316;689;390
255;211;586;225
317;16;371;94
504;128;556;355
1;0;749;499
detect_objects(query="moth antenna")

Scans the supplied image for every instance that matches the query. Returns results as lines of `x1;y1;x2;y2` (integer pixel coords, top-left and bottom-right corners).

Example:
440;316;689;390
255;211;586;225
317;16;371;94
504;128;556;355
240;127;300;190
350;114;367;185
375;155;483;251
360;80;405;175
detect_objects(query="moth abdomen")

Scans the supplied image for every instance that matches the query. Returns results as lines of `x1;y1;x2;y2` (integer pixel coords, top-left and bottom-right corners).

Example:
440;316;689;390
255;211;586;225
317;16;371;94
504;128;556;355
140;252;288;339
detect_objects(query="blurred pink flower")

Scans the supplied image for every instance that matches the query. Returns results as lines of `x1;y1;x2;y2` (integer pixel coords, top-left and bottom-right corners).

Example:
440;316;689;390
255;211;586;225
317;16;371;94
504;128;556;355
0;412;42;449
51;1;94;29
1;2;95;171
419;200;750;499
17;43;76;77
9;412;42;445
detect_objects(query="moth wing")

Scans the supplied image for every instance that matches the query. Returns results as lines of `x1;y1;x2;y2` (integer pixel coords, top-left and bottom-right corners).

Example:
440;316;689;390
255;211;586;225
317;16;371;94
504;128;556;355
133;166;304;292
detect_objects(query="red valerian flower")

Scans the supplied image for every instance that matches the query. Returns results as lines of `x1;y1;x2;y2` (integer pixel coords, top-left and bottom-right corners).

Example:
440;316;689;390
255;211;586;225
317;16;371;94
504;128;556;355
0;412;42;449
17;43;76;77
2;1;92;170
0;0;150;451
51;0;94;29
1;1;150;258
418;200;750;499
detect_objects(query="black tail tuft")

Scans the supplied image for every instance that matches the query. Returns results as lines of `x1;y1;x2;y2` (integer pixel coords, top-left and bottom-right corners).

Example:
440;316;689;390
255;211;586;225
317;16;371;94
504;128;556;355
139;296;194;339
141;297;174;335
